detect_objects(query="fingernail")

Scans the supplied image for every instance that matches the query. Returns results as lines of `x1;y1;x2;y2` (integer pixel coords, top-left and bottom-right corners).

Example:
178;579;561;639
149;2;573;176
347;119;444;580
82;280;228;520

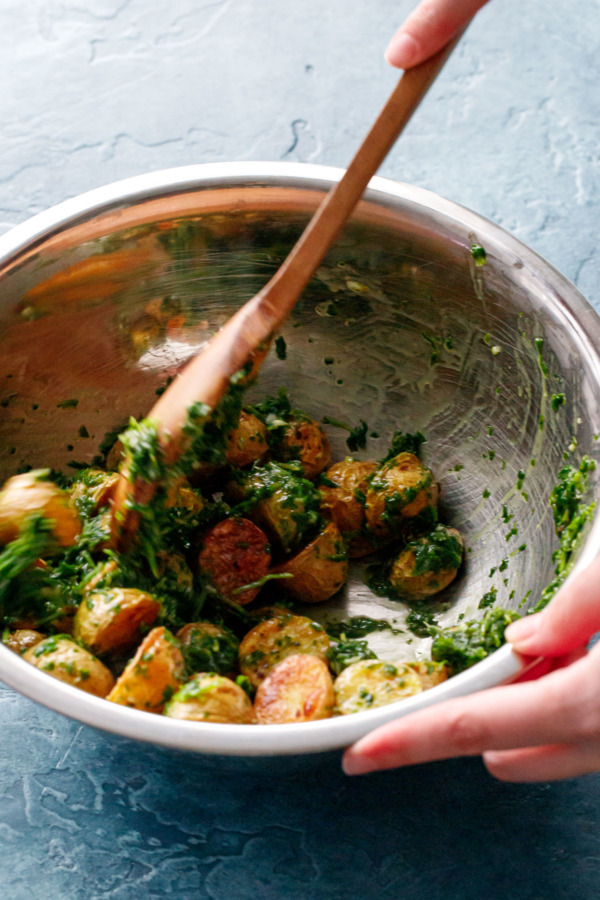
341;752;373;776
505;613;540;645
385;33;419;69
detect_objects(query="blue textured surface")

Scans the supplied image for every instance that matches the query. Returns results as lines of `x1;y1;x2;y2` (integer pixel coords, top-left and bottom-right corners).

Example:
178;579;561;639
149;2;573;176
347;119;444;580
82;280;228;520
2;1;600;897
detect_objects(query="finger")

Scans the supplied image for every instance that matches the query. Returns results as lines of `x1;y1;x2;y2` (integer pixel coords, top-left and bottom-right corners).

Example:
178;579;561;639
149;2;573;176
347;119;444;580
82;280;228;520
385;0;489;69
506;556;600;656
484;741;600;783
342;652;595;776
513;646;587;683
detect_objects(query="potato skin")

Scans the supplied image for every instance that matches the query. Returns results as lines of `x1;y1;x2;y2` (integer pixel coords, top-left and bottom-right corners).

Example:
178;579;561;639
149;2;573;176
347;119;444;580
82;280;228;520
164;673;254;724
406;660;448;690
319;459;378;557
4;629;46;655
74;587;161;657
0;470;81;547
24;635;115;697
389;525;463;599
277;417;331;481
226;411;269;469
239;613;330;687
365;452;438;539
270;522;348;604
254;654;335;724
334;659;423;715
107;626;186;713
198;517;271;605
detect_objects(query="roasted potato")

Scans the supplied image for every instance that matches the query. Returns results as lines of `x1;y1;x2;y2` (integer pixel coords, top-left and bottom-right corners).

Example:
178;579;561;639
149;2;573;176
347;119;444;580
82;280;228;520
24;635;115;697
270;522;348;603
226;411;269;469
319;459;378;557
165;478;206;513
406;660;448;690
276;417;331;481
197;516;271;604
334;659;423;715
239;613;331;687
74;587;161;657
107;626;186;712
70;469;120;515
176;621;240;676
3;628;45;655
389;524;463;599
225;462;322;557
365;452;438;540
254;654;335;724
164;673;254;724
0;470;81;547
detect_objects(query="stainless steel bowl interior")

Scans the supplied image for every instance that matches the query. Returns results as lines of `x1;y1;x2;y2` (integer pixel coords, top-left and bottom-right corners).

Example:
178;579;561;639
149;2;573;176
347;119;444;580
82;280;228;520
0;162;599;755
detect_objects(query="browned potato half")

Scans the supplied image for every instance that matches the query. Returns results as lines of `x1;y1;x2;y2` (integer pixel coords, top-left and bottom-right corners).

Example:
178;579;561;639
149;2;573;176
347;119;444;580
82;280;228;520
406;660;448;690
334;659;423;715
239;613;330;687
165;479;205;513
164;673;254;724
254;654;335;724
319;459;378;557
389;524;463;599
270;522;348;603
198;517;271;605
3;629;45;655
107;626;186;713
74;587;161;657
277;417;331;481
365;452;438;540
226;411;269;469
70;469;120;514
0;470;81;547
24;635;115;697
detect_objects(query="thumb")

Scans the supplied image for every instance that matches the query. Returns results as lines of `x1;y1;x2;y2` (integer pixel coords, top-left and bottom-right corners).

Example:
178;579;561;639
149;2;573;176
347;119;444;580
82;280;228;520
505;556;600;656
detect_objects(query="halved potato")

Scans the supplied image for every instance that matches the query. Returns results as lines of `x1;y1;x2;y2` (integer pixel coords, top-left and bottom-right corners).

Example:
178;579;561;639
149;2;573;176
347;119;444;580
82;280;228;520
176;621;240;676
197;517;271;604
365;452;438;540
239;613;330;687
406;660;448;690
319;459;378;557
270;522;348;603
164;673;254;724
24;635;115;697
70;469;120;514
254;654;335;724
389;524;463;599
0;470;81;547
107;626;186;713
4;629;46;655
334;659;423;715
276;417;331;481
226;411;269;469
74;587;161;657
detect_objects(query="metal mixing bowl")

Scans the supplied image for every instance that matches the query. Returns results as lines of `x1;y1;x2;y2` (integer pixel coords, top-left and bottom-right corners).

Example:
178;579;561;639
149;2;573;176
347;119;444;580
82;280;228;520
1;162;599;756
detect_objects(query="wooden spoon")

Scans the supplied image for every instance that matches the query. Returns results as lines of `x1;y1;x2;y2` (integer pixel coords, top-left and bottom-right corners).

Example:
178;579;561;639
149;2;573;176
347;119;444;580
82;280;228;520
112;33;464;547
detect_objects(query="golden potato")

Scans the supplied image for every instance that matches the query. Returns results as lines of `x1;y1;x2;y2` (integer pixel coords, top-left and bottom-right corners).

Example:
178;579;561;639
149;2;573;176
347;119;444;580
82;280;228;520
319;459;378;557
3;628;45;655
406;660;448;690
165;478;206;513
0;470;81;547
70;469;120;514
239;613;331;687
164;673;254;724
197;517;271;604
226;411;269;469
389;524;463;599
254;654;335;724
334;659;423;715
107;626;186;713
365;452;438;539
24;635;115;697
277;417;331;480
270;522;348;604
74;587;161;657
176;621;239;676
